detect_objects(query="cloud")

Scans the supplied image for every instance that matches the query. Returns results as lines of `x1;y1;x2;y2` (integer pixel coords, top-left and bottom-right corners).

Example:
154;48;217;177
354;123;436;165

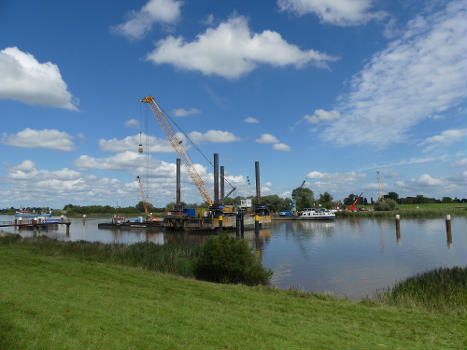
273;143;291;151
418;128;465;152
451;158;466;168
1;128;74;151
277;0;386;26
201;14;215;26
74;151;145;171
0;47;77;110
172;107;201;117
256;133;279;144
307;170;366;184
305;170;366;199
304;109;341;124
99;133;174;153
322;1;467;147
125;118;140;129
256;133;292;151
244;117;259;124
112;0;182;40
188;130;241;143
395;172;466;197
146;15;338;78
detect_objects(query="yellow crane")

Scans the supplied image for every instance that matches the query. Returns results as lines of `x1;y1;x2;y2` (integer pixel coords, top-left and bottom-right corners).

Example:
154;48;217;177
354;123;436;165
140;96;213;206
377;171;384;201
136;175;150;217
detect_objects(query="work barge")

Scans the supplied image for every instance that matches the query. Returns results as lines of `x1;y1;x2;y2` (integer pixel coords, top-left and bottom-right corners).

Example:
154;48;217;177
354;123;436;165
99;96;271;233
98;155;271;233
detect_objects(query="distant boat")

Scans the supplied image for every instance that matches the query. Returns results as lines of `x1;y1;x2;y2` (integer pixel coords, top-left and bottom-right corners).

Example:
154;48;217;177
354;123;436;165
15;209;51;218
298;208;336;220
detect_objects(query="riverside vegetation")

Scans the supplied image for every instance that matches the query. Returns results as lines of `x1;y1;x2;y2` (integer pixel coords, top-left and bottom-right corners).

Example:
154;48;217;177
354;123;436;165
0;234;465;349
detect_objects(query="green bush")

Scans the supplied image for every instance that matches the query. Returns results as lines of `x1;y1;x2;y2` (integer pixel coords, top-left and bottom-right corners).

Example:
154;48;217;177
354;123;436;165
195;235;272;285
373;199;397;211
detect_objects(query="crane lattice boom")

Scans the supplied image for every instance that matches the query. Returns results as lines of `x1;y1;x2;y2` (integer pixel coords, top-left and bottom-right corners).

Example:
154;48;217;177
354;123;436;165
141;96;213;206
377;171;384;201
136;176;149;217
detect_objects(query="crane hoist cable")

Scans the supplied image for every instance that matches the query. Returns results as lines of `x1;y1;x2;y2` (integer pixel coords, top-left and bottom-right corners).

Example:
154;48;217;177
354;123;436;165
156;102;236;194
141;96;214;206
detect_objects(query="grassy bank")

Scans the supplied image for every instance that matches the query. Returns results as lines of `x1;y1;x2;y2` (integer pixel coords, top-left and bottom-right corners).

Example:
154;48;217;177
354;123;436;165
377;267;467;315
0;238;466;349
336;206;466;218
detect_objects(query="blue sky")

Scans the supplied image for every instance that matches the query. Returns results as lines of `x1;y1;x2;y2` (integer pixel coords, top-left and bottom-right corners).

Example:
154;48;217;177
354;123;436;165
0;0;466;208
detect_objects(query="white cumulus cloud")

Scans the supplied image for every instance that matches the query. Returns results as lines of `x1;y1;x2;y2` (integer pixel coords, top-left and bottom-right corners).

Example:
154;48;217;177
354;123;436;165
74;151;145;171
304;109;341;124
0;47;77;110
172;107;201;117
188;130;241;143
125;119;140;129
273;143;291;151
112;0;182;39
2;128;74;151
244;117;259;124
277;0;386;26
99;134;174;153
146;15;337;78
322;1;467;147
256;133;279;144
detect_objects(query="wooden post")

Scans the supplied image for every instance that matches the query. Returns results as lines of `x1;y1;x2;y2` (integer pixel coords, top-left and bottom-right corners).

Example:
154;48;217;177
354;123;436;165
240;213;244;238
82;214;86;225
446;214;452;249
66;223;70;235
395;214;401;244
236;214;240;238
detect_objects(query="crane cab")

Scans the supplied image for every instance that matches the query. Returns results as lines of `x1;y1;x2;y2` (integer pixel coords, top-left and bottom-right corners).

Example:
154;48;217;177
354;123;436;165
138;144;143;153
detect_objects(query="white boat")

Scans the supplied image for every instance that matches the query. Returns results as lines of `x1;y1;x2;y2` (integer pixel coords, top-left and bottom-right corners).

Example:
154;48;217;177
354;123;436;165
298;208;336;220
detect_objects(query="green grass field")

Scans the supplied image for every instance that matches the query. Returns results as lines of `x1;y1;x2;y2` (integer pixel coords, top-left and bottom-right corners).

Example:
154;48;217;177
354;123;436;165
1;241;466;349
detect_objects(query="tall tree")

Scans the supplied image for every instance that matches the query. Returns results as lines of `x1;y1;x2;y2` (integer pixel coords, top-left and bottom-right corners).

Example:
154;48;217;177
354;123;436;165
292;187;314;210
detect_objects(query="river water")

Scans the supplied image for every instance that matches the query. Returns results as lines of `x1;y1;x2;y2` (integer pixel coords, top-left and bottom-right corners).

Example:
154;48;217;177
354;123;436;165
1;215;465;300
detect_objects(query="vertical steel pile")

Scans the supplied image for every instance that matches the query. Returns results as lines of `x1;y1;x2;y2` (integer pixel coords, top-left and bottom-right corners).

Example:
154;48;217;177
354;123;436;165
176;158;181;207
214;153;219;205
220;165;225;204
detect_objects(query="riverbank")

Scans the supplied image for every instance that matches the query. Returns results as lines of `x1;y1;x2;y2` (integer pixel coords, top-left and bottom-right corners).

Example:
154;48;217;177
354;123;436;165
336;206;466;218
0;237;465;349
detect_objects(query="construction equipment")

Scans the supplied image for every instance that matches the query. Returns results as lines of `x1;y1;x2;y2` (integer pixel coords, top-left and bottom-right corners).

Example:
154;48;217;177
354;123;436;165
348;192;363;212
141;96;213;206
136;176;149;217
377;171;384;201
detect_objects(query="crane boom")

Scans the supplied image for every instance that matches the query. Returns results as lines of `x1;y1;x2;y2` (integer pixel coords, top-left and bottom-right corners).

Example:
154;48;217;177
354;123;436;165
136;176;149;217
141;96;213;206
348;192;363;211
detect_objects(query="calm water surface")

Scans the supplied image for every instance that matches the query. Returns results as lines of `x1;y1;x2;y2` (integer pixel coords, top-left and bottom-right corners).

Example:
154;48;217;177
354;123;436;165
2;215;465;300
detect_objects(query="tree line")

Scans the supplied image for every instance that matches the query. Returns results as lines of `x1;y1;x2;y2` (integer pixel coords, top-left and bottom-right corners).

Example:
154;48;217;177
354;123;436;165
2;191;465;216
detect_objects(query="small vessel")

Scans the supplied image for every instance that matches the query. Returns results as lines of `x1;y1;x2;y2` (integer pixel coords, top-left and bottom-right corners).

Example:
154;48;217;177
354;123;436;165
298;208;336;220
15;209;51;219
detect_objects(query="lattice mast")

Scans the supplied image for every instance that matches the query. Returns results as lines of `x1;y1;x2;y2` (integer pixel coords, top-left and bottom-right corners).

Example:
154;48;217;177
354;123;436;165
377;171;384;201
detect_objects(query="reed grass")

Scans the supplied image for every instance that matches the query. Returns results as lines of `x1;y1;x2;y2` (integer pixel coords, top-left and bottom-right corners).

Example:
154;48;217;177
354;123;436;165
377;266;467;315
0;235;200;277
336;207;466;218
